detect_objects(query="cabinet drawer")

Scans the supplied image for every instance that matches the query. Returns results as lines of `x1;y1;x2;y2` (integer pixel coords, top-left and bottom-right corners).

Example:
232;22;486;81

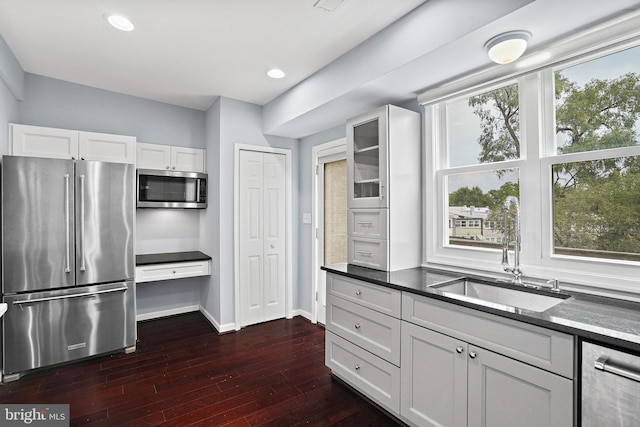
348;209;387;238
135;260;211;283
327;294;400;365
326;331;400;414
402;293;574;378
327;273;401;317
348;237;388;270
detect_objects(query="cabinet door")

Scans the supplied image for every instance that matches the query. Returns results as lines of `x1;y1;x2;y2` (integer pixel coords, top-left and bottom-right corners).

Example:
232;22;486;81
346;106;388;209
171;146;205;172
11;124;79;159
136;142;171;169
79;131;136;164
401;322;467;427
467;345;573;427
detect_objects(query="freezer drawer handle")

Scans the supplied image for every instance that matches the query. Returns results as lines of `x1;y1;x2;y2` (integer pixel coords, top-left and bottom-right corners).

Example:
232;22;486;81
80;174;86;272
12;286;128;305
64;173;71;273
594;356;640;383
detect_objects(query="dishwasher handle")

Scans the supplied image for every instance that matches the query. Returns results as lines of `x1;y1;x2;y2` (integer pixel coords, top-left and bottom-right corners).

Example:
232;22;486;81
594;356;640;383
12;286;129;305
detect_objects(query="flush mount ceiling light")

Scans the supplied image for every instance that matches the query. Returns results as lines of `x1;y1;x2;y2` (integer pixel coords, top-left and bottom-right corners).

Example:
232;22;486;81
105;14;135;32
267;68;286;79
484;31;531;65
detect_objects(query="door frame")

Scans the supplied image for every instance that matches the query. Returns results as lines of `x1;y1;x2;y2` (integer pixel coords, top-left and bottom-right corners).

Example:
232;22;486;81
234;144;293;330
311;138;347;324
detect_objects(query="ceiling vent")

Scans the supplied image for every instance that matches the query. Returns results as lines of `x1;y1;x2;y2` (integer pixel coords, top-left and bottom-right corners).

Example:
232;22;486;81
313;0;346;13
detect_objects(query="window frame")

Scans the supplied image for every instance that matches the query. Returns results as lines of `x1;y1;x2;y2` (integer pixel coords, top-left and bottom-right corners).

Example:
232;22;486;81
423;38;640;295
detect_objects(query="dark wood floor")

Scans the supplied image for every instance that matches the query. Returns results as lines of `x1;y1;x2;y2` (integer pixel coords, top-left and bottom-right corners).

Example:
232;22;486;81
0;313;402;426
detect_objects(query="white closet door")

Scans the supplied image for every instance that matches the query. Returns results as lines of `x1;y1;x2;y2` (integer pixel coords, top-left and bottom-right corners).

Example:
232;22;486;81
239;150;286;327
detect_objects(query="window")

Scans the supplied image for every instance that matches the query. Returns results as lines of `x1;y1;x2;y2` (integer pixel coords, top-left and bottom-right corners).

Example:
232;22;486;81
443;83;521;249
550;47;640;262
424;35;640;292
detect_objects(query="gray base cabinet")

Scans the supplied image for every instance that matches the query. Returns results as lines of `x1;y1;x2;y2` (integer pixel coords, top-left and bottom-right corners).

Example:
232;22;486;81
401;293;574;427
324;273;575;427
401;321;573;427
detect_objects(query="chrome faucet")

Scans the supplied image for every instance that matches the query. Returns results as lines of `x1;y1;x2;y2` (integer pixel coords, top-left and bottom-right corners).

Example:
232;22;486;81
502;196;522;284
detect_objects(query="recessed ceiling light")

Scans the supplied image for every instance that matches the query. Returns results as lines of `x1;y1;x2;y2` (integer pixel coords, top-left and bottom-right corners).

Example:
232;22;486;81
106;14;135;32
267;69;286;79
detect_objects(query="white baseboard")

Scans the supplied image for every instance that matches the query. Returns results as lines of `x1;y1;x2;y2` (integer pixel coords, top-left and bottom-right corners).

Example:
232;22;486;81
136;304;200;322
198;305;236;333
292;309;313;322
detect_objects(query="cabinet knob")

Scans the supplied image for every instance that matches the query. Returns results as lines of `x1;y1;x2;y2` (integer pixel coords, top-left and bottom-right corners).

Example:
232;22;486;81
354;323;361;329
166;166;170;169
469;351;477;359
355;290;362;296
172;270;176;274
172;166;176;170
456;347;464;354
354;364;360;371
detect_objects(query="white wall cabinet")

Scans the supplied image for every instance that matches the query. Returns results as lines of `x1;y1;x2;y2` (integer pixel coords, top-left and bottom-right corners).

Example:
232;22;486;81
11;124;136;164
346;105;421;271
401;293;574;427
137;142;205;172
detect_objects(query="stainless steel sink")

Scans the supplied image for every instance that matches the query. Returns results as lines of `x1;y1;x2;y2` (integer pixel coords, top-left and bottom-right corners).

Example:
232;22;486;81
432;279;571;313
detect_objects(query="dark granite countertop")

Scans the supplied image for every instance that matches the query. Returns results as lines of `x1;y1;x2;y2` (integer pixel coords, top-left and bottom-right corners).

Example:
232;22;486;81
322;263;640;354
136;251;212;266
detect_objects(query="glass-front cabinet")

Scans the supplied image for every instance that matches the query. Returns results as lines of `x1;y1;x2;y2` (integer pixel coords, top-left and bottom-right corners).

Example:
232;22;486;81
348;109;388;209
346;105;422;271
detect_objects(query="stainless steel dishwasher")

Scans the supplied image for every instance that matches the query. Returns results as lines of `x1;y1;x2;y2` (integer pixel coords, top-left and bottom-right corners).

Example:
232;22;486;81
582;341;640;426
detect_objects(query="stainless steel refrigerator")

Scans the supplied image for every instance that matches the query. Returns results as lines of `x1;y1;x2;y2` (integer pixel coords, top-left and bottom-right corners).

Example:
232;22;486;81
1;155;136;381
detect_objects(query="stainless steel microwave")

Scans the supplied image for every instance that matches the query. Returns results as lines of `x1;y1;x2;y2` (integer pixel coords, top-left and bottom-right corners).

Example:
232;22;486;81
137;169;207;208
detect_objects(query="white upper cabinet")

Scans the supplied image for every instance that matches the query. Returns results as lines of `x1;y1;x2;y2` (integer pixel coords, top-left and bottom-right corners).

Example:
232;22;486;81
137;142;205;173
345;105;422;271
11;124;136;164
79;131;136;164
347;107;389;209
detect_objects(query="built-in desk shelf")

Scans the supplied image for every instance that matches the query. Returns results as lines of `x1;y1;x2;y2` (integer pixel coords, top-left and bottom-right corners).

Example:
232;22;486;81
135;251;211;283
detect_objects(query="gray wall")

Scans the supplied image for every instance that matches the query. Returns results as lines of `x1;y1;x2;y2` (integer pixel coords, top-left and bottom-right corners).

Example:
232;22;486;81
297;125;346;314
200;96;299;328
0;35;21;155
19;74;206;148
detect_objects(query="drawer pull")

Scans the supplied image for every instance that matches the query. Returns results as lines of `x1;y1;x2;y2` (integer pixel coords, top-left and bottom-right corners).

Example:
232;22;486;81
354;323;361;329
354;364;361;371
355;290;362;296
356;250;372;256
456;346;464;354
469;351;477;359
357;221;373;226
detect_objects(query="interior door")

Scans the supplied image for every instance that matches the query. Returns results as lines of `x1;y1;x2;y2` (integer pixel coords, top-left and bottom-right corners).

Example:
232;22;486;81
75;160;135;286
239;150;286;327
317;157;347;324
2;156;75;293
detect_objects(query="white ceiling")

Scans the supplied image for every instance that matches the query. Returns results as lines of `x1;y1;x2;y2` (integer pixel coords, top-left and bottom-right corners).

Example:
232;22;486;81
2;0;640;139
0;0;426;110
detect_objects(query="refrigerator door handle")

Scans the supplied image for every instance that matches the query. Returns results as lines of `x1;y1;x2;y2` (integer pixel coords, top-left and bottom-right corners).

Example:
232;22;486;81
12;286;129;305
80;174;86;272
65;173;71;273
